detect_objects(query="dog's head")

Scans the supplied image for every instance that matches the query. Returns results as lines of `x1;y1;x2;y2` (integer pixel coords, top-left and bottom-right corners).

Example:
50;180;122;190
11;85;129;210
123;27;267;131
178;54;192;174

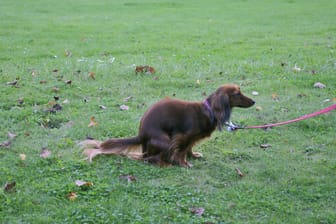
207;84;255;130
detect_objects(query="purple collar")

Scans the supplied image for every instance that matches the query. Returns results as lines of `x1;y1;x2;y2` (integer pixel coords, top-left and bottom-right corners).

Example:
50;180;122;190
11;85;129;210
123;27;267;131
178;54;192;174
203;99;212;113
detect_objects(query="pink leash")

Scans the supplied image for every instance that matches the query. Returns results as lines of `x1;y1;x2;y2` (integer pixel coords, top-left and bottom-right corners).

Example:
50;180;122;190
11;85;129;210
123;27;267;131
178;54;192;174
241;104;336;130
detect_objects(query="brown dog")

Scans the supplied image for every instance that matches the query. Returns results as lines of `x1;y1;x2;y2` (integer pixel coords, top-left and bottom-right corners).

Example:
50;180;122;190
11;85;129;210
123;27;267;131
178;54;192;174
81;84;255;167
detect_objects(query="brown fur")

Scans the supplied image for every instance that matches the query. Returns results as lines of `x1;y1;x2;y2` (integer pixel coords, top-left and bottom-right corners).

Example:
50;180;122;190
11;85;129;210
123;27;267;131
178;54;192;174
81;84;255;167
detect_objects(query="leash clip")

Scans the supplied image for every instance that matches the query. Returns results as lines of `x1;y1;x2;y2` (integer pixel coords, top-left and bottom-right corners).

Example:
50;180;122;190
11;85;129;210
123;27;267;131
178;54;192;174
225;121;243;132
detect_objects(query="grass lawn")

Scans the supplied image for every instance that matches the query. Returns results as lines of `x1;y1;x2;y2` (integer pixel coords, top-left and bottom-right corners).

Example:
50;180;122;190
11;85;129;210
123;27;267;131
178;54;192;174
1;0;336;223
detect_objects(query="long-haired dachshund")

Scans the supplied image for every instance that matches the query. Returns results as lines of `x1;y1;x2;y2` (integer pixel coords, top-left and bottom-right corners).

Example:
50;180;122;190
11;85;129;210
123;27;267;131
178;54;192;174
81;84;255;167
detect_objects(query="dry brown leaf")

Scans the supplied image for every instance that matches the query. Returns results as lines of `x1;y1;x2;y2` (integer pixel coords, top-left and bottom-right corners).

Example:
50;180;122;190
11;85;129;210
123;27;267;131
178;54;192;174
189;207;205;217
65;80;72;85
235;168;244;177
75;180;94;187
68;192;77;201
271;93;279;101
88;72;95;80
52;87;60;93
0;140;11;148
88;116;98;127
119;174;137;182
4;181;16;193
45;103;62;114
135;65;155;74
52;69;59;73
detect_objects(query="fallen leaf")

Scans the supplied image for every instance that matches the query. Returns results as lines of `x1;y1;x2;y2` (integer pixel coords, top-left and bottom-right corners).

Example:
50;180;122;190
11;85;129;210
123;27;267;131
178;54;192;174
65;50;72;57
119;174;137;182
17;97;24;105
52;69;59;73
88;72;95;80
54;96;60;101
63;99;70;104
135;65;155;74
19;154;26;161
292;64;302;72
0;141;11;148
8;132;17;139
123;96;133;102
4;181;16;193
313;82;326;89
68;192;77;201
189;207;205;217
52;87;60;93
40;148;51;158
256;106;263;111
235;168;244;177
75;180;94;187
271;93;279;101
31;70;38;76
99;105;107;110
39;80;47;84
252;91;259;96
7;80;18;86
120;105;129;111
45;103;62;114
260;144;271;149
88;116;98;127
65;80;72;85
196;79;201;85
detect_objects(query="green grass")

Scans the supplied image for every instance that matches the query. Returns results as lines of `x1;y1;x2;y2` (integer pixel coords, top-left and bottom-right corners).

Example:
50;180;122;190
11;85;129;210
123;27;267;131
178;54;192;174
1;0;336;223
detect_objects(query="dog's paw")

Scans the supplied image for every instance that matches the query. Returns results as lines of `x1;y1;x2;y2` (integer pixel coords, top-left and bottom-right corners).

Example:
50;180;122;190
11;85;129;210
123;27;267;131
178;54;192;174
191;151;203;158
83;148;102;162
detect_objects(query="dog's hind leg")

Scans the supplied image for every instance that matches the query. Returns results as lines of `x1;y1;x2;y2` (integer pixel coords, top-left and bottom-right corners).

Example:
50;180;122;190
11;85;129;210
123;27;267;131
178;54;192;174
143;135;173;166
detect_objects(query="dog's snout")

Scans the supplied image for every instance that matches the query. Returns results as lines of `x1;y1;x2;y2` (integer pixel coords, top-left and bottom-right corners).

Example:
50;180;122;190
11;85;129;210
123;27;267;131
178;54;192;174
251;100;255;105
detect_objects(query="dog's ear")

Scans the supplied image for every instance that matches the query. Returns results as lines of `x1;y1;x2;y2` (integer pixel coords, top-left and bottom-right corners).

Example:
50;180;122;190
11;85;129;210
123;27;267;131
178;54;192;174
210;91;231;131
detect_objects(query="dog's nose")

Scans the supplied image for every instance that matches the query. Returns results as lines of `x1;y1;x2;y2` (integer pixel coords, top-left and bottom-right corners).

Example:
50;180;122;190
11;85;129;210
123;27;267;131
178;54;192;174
251;100;255;105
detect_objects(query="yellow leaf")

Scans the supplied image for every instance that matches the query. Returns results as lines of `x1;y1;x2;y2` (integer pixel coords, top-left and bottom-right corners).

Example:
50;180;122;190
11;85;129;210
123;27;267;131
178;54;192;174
68;192;77;201
19;154;26;161
88;116;98;127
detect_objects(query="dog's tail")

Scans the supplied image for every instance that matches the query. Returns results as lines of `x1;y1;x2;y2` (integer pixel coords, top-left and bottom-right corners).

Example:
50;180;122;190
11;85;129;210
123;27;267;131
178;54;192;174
80;136;143;162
